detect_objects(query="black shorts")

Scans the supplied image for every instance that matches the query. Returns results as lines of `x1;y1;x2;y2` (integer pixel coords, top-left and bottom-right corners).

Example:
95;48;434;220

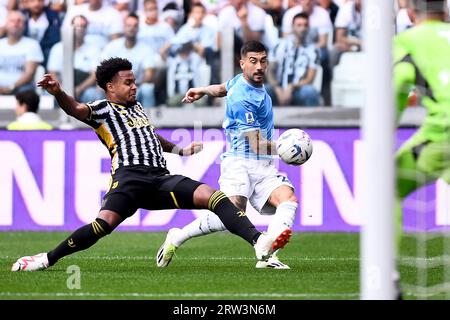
101;165;203;219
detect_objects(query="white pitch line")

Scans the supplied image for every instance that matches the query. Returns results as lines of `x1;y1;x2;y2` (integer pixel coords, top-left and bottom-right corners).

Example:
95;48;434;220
4;255;433;264
0;292;360;298
0;256;359;261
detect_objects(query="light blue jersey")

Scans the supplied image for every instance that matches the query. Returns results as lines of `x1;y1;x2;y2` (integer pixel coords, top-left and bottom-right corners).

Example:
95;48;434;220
222;73;274;160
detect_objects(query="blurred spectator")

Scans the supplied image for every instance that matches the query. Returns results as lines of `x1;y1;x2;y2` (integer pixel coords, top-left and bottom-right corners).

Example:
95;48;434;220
282;0;333;105
163;3;216;59
166;41;207;106
0;11;43;95
184;0;222;30
262;11;280;51
66;0;84;4
194;0;227;16
63;0;124;49
248;0;283;26
138;0;175;56
47;0;66;15
109;0;131;14
267;12;321;106
396;7;415;33
22;0;61;67
67;0;131;11
396;0;415;33
283;0;298;10
16;0;30;10
137;0;175;104
7;90;53;130
102;13;157;107
0;5;7;37
3;0;17;10
396;0;408;10
334;0;347;6
218;0;266;44
158;0;183;12
447;0;450;20
163;2;219;84
217;0;266;69
47;14;104;102
330;0;362;68
282;0;333;47
317;0;340;105
317;0;340;25
160;1;184;32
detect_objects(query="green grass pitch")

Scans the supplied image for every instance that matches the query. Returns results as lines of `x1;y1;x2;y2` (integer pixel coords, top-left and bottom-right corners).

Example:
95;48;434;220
0;231;446;300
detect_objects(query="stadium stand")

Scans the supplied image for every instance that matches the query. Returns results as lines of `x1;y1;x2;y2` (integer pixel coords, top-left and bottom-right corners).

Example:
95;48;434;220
0;0;441;127
331;51;365;108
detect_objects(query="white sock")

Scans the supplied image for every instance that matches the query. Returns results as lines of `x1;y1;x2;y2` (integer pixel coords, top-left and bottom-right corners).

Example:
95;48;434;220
172;212;226;247
267;201;298;235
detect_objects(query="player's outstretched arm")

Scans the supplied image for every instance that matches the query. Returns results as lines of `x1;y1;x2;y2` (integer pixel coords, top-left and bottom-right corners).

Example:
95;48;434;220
157;134;203;156
37;74;90;121
181;83;227;103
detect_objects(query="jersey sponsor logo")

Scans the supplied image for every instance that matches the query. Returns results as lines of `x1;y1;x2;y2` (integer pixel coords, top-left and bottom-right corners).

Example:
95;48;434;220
126;117;150;129
245;112;255;125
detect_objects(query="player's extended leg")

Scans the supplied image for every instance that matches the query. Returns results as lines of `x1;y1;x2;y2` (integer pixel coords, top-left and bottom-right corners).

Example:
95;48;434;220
394;137;449;296
11;210;122;272
11;170;137;272
156;183;261;267
395;139;448;254
156;195;246;267
267;185;298;235
255;185;298;269
171;195;247;247
156;181;291;267
193;185;292;260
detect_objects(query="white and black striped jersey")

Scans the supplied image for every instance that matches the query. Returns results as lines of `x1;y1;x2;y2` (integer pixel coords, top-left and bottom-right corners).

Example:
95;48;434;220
84;99;166;173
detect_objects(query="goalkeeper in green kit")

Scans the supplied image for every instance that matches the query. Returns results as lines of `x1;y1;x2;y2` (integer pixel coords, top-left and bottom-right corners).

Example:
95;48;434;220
394;0;450;292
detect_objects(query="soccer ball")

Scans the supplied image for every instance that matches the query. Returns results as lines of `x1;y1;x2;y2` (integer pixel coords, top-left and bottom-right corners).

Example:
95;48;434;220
276;129;313;166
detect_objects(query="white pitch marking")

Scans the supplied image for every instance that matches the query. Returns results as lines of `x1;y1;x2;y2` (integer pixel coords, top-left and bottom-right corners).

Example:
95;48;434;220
0;292;360;298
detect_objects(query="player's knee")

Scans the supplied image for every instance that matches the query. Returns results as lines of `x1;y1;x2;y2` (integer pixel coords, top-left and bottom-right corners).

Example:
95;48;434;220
92;218;112;238
193;184;218;208
273;193;298;207
287;194;298;204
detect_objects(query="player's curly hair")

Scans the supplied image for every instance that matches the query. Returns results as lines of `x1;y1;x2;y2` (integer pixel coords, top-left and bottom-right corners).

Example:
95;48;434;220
95;57;133;91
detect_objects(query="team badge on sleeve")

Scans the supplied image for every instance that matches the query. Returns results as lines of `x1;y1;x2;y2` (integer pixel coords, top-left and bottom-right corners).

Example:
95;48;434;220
245;112;255;124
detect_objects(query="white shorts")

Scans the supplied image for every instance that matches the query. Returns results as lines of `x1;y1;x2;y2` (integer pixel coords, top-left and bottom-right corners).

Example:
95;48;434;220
219;156;294;215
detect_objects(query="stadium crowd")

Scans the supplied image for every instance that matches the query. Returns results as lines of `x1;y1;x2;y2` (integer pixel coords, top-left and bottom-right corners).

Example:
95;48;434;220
0;0;449;111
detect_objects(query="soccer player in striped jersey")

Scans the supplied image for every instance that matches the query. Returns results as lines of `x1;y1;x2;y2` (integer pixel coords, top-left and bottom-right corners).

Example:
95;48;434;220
11;57;292;272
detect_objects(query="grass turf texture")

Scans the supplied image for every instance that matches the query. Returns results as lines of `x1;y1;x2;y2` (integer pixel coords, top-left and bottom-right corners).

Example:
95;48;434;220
0;232;447;300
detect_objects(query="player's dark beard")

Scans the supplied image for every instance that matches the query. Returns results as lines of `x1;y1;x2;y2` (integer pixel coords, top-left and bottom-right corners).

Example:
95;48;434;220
253;72;264;85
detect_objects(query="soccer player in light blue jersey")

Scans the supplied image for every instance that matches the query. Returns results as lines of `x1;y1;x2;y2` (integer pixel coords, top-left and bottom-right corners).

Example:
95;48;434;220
157;41;298;269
